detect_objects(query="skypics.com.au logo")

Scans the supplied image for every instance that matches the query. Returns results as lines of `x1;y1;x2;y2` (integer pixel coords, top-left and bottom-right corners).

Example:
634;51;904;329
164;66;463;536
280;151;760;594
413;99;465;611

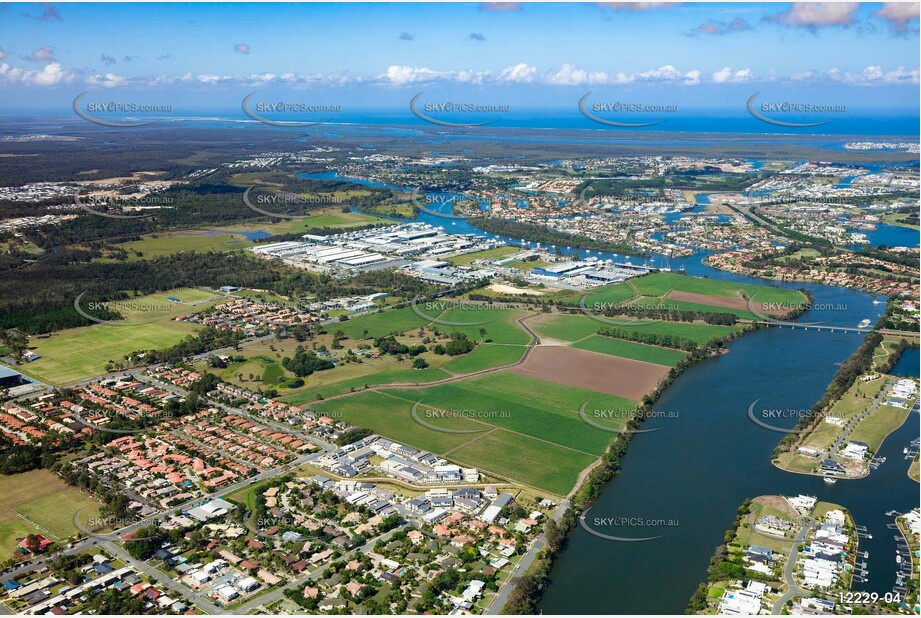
241;92;342;127
578;506;677;542
74;291;183;327
73;92;173;127
579;92;677;128
410;295;512;326
243;185;343;218
410;402;503;435
746;92;846;128
410;92;509;127
410;188;475;220
578;401;676;434
747;400;817;434
578;296;658;327
74;188;173;219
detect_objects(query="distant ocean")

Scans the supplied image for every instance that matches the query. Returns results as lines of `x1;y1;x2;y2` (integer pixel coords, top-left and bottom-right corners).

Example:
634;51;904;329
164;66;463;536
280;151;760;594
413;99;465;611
7;109;920;138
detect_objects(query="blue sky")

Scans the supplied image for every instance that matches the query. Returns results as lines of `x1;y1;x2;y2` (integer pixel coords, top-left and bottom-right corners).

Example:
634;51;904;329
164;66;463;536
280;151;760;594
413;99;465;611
0;2;918;112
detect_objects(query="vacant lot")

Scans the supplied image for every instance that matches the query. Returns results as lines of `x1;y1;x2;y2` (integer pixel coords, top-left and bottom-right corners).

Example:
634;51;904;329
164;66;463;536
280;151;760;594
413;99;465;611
531;313;605;342
0;469;102;554
511;345;669;401
849;400;915;453
436;306;531;345
336;307;430;340
631;271;806;305
445;246;519;266
605;321;741;344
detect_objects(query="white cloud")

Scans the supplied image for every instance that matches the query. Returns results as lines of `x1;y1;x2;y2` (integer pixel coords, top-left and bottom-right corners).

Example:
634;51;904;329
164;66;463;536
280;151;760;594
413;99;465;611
500;63;538;83
876;2;920;32
233;43;250;55
378;65;452;85
766;3;860;29
0;62;74;86
711;67;752;84
597;2;683;11
545;63;610;86
85;72;129;88
711;66;732;84
24;45;56;62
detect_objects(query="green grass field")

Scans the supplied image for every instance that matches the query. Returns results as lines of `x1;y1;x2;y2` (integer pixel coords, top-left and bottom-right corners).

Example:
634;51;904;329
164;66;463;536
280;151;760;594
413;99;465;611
603;321;741;345
631;297;760;319
436;306;531;345
532;311;740;347
582;282;638;307
631;271;805;305
440;344;526;374
0;469;102;554
849;400;915;454
335;307;431;340
531;313;606;342
444;246;519;266
573;336;688;366
281;367;452;405
22;288;224;385
113;210;385;259
448;430;595;496
309;371;633;495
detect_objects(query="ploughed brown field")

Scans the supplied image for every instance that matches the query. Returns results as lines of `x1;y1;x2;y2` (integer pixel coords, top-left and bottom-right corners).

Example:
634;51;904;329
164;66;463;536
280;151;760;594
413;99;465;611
666;290;785;315
509;346;669;401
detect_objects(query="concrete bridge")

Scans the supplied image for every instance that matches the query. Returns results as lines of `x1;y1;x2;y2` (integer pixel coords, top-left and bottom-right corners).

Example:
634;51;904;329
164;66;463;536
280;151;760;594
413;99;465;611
756;321;920;337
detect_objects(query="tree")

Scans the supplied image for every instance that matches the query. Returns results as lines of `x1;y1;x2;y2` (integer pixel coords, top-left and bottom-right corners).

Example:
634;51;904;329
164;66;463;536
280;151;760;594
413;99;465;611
125;526;165;560
23;534;41;553
1;329;29;362
412;357;429;369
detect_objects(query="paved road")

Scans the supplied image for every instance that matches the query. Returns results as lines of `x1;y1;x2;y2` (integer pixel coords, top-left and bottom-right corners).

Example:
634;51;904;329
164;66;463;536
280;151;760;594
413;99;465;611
772;521;812;614
101;540;223;614
231;524;409;614
830;376;896;453
485;499;570;615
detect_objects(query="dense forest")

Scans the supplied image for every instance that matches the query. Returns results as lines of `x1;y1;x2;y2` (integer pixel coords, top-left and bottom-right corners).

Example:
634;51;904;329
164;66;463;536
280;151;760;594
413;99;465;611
0;247;438;335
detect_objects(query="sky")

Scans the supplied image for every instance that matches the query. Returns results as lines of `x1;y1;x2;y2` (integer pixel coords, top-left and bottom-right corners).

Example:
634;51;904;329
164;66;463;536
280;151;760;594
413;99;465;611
0;2;919;114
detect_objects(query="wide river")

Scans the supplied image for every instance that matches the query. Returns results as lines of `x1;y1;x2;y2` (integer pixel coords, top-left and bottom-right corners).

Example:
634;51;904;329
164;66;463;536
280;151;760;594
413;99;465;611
298;171;919;613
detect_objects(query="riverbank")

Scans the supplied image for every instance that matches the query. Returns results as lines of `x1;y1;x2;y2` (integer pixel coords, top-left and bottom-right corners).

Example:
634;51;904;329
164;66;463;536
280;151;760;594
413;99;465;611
773;333;920;480
687;496;856;615
498;318;764;613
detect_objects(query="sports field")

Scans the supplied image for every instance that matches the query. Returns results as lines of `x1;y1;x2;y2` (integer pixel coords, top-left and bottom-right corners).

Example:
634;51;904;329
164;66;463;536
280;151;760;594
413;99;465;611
0;469;102;554
22;288;223;385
